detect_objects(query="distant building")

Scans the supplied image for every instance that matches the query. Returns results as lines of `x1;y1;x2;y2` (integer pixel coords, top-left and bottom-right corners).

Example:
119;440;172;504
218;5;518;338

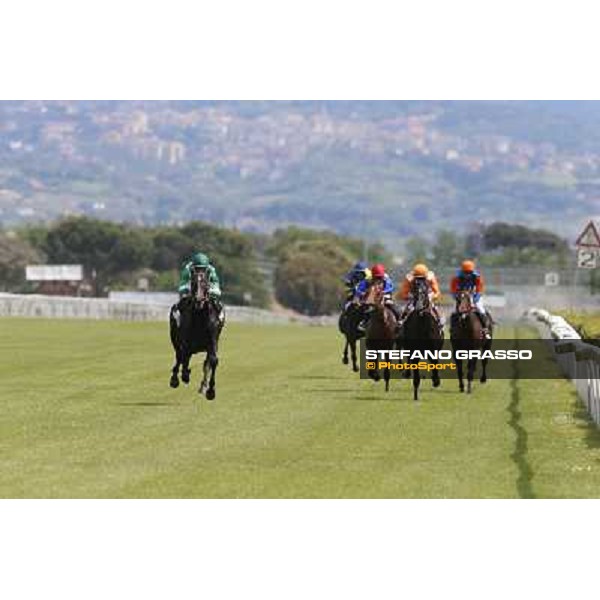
25;264;86;296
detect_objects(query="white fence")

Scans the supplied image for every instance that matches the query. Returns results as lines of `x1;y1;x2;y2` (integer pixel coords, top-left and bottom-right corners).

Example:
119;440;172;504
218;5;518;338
0;293;336;326
0;293;169;321
526;307;600;426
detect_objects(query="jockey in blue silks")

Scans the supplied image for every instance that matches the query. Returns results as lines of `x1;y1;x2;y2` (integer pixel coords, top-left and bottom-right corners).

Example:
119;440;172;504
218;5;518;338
342;261;372;307
353;263;400;331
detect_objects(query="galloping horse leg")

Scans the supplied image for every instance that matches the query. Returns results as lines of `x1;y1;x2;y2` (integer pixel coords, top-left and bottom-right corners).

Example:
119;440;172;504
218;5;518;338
181;347;191;385
350;339;359;372
466;358;477;394
170;349;182;388
431;359;441;388
413;366;421;401
169;310;181;388
480;357;488;384
384;365;390;392
342;339;349;365
456;359;465;393
205;344;219;400
199;355;210;395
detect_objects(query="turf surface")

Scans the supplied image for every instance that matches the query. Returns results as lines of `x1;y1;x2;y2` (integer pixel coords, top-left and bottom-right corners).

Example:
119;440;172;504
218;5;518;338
1;318;600;498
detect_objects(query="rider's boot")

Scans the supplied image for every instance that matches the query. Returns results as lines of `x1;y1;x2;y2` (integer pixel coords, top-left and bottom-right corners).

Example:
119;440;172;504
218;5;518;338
357;317;368;333
172;306;181;327
212;298;226;325
477;311;491;340
173;293;188;328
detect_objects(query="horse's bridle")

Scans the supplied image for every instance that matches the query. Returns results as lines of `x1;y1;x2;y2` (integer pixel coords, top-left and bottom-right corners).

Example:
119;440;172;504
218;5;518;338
456;290;474;318
365;280;385;307
412;278;431;314
190;267;210;308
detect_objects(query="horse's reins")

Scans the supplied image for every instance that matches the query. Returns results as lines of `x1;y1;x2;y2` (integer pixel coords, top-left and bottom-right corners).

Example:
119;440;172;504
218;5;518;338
192;268;210;308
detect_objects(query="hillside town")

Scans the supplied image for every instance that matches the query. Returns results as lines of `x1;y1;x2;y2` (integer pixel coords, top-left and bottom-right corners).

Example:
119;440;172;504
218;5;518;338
0;101;597;241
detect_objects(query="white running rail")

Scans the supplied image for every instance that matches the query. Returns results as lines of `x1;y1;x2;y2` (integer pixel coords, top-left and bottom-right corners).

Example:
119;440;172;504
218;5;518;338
526;308;600;426
0;293;336;326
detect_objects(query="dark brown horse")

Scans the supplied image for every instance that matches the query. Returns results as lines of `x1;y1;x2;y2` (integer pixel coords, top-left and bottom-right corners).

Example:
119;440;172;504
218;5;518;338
450;290;492;394
339;302;364;372
363;281;398;392
169;267;224;399
398;276;444;401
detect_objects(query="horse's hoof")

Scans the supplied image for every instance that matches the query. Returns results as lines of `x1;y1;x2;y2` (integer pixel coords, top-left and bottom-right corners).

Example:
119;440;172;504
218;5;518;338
342;357;349;365
432;379;441;388
182;371;190;385
170;377;179;389
353;365;359;372
459;387;464;393
206;389;216;400
480;377;487;384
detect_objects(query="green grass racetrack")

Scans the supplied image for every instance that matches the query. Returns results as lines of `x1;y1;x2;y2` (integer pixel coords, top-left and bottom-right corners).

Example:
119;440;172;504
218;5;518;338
2;318;600;498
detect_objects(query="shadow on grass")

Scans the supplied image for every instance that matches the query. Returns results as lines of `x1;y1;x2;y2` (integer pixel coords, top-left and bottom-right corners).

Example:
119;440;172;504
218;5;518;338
289;374;346;380
119;401;172;407
352;394;400;402
306;388;355;393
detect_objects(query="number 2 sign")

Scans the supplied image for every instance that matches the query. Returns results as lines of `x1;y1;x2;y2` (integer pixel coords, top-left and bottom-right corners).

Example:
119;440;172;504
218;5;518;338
577;248;597;269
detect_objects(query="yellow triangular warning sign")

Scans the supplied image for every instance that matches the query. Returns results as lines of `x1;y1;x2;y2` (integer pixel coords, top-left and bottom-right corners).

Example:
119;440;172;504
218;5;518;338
575;221;600;248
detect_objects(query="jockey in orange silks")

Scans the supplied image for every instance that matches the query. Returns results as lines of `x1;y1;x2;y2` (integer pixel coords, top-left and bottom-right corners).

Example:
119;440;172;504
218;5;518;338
397;263;444;331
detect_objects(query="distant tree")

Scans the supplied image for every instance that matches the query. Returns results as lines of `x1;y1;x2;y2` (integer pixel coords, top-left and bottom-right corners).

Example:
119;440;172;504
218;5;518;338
149;221;270;307
0;232;43;291
431;229;466;267
405;236;430;265
274;236;354;315
269;226;392;266
19;225;49;250
484;222;568;252
481;222;570;267
275;252;346;315
150;228;191;271
42;217;152;291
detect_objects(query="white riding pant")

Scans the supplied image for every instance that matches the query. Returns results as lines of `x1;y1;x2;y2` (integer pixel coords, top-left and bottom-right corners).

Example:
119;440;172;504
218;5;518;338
474;298;486;314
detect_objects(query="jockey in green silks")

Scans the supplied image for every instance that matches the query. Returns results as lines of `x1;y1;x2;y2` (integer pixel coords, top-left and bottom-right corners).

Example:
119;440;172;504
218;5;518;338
173;252;225;325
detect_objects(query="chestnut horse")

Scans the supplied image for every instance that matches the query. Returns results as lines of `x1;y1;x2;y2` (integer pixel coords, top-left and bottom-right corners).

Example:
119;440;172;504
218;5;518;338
363;281;398;392
450;290;493;394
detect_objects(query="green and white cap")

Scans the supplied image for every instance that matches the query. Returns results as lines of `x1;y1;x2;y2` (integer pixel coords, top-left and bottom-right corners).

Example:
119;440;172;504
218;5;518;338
191;252;210;267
